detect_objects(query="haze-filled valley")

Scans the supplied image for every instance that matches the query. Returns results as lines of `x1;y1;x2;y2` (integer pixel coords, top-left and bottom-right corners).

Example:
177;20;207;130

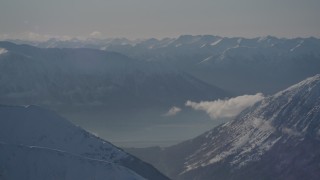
0;40;231;147
2;36;320;179
1;0;320;179
1;36;320;147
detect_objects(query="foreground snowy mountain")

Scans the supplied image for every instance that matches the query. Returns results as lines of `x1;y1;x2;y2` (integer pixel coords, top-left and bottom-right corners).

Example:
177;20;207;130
126;74;320;180
0;105;169;180
0;143;145;180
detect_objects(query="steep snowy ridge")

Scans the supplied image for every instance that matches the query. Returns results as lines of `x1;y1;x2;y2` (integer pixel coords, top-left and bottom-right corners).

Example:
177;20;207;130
0;105;169;180
275;74;320;98
182;74;320;174
126;74;320;180
0;142;145;180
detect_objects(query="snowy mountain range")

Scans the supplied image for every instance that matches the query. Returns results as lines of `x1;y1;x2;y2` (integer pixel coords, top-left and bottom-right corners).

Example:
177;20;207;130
0;41;228;108
126;74;320;180
0;105;169;180
8;35;320;94
1;35;320;146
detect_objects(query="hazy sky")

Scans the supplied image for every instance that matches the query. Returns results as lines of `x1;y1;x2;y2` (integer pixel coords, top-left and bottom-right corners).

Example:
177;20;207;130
1;0;319;40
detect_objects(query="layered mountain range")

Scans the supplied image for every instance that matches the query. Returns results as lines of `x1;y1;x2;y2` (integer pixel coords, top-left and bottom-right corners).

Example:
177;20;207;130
1;35;320;146
9;35;320;94
0;41;231;146
126;74;320;180
0;41;227;108
1;36;320;178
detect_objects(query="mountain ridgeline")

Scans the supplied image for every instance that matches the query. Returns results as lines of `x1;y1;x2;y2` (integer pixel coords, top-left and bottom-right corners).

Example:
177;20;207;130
126;74;320;180
0;41;228;109
10;35;320;94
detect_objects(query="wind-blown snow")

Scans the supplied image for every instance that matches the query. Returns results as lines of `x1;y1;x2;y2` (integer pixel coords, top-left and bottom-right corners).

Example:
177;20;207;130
199;56;213;63
210;39;222;46
290;40;304;52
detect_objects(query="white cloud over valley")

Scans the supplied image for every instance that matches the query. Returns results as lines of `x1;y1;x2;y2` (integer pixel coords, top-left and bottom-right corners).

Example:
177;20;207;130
185;93;264;119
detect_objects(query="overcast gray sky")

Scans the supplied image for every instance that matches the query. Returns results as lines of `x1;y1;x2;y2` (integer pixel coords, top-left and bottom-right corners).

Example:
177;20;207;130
1;0;319;40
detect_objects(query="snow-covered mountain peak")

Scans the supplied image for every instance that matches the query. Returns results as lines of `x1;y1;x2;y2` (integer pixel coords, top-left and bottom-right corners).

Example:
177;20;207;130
178;74;320;176
125;75;320;180
275;74;320;97
126;74;320;180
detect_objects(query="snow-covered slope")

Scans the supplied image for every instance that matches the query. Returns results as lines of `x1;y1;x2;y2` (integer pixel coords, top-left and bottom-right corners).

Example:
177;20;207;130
181;74;320;173
0;105;169;180
0;142;145;180
126;74;320;180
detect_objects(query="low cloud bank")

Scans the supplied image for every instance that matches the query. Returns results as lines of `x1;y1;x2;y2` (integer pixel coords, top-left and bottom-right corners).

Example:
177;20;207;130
185;93;264;119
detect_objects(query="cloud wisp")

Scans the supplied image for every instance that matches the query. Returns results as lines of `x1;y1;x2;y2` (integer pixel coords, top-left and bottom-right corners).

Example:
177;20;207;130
0;48;8;55
164;106;182;117
186;93;264;119
89;31;102;38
